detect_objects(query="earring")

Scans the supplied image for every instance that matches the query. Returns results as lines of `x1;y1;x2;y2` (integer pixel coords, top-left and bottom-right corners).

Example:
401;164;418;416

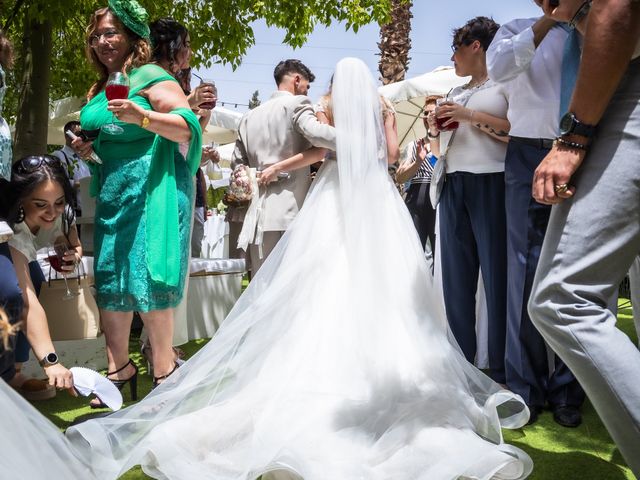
16;206;25;223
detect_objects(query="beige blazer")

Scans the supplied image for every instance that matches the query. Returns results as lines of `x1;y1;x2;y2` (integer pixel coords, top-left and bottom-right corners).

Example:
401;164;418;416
232;91;336;231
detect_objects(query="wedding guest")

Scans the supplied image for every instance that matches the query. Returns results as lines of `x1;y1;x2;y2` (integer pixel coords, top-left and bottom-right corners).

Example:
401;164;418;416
52;121;92;216
487;1;584;426
0;29;13;181
396;95;441;255
71;0;202;400
432;16;510;384
530;0;640;473
0;155;81;395
232;59;335;272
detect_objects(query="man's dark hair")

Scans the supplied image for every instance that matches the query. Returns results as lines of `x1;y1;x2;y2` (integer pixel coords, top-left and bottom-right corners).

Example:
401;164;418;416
273;59;315;85
63;120;81;133
452;16;499;51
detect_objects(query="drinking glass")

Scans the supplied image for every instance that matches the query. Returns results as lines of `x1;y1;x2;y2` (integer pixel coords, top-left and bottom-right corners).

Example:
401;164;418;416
199;78;217;110
435;97;459;131
48;237;79;300
103;72;130;134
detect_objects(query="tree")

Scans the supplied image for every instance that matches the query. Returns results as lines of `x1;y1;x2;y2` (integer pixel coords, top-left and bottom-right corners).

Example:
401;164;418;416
1;0;393;156
377;0;412;85
248;90;261;110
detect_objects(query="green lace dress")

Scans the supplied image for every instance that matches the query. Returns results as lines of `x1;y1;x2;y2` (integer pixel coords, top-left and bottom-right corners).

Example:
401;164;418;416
80;64;201;312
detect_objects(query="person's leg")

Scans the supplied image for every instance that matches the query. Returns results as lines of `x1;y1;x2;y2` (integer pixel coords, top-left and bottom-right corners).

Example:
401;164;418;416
140;308;176;382
466;172;508;384
628;255;640;347
529;60;640;474
404;183;429;249
191;206;205;258
423;182;437;262
0;242;22;382
100;310;136;378
439;173;480;364
249;231;284;274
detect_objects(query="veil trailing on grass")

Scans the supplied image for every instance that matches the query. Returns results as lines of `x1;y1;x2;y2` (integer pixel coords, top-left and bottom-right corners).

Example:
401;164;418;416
67;58;532;480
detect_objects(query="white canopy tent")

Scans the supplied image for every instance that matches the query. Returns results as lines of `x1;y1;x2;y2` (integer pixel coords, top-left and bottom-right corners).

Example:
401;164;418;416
46;97;243;147
378;66;469;148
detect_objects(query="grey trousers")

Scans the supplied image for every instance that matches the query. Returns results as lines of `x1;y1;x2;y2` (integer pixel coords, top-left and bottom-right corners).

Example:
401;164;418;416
628;255;640;347
249;231;284;274
529;57;640;475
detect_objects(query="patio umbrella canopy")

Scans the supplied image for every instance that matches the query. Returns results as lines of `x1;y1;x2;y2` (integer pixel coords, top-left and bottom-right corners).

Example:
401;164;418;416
46;98;243;146
379;66;469;148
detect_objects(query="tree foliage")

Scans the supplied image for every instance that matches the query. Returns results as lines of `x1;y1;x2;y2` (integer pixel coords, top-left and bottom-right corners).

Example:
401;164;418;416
248;90;261;109
1;0;393;123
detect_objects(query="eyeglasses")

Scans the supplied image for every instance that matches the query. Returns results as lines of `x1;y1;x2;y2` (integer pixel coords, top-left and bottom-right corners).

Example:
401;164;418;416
451;44;460;53
15;155;61;174
88;30;121;47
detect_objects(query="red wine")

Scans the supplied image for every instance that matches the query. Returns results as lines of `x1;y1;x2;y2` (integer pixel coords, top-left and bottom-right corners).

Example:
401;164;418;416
436;116;459;131
199;100;216;110
105;84;130;100
47;255;65;273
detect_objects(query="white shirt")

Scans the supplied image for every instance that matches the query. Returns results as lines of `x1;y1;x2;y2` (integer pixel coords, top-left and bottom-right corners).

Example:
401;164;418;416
445;80;509;174
487;17;568;139
8;215;74;263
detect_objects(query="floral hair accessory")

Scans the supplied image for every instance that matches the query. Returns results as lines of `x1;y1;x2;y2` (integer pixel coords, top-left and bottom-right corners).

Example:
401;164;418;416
108;0;150;40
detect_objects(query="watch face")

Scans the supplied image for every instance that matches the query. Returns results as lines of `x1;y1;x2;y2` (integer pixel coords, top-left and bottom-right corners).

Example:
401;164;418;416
559;113;574;134
45;352;59;364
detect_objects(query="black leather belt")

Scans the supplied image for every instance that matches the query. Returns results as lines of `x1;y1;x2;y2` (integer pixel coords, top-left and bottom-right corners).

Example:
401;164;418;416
510;136;554;150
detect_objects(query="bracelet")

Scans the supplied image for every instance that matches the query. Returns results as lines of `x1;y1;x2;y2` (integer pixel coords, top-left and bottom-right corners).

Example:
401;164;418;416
554;136;589;151
427;130;440;139
570;0;591;29
140;111;151;129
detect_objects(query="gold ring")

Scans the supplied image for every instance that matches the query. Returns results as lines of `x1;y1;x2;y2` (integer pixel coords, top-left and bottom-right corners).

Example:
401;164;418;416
554;183;568;194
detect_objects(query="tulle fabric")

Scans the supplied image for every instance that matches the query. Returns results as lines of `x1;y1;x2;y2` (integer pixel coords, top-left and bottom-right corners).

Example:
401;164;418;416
0;380;96;478
67;58;532;480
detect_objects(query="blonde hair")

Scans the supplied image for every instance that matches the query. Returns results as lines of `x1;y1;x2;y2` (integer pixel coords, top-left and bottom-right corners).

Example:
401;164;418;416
0;308;18;350
85;8;151;100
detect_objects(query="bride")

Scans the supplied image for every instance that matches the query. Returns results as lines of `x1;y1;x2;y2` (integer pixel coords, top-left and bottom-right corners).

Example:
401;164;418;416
67;58;533;480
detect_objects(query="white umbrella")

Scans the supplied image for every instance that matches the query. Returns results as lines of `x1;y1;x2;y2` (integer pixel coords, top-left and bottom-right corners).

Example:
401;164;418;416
46;98;243;146
378;66;469;148
202;106;243;145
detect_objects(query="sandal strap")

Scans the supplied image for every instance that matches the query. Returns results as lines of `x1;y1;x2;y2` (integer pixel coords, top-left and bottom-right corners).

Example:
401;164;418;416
106;358;134;376
153;362;179;383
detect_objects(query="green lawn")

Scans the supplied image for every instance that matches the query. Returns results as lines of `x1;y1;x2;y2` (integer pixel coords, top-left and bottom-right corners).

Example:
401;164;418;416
34;301;637;479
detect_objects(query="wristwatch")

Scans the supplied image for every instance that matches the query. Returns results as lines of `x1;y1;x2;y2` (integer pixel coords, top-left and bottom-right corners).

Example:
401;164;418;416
559;112;597;139
39;352;59;368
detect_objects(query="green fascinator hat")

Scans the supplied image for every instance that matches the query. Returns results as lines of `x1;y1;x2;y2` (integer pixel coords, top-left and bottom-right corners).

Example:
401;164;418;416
108;0;150;40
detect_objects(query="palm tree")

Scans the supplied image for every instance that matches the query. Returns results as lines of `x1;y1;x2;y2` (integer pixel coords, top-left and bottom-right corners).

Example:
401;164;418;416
378;0;413;85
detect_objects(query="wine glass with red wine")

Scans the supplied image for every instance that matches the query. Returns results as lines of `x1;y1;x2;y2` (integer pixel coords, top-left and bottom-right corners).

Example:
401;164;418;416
47;237;79;300
103;72;130;134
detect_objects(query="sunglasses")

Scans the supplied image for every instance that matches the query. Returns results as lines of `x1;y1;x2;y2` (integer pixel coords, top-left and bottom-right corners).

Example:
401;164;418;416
15;155;62;174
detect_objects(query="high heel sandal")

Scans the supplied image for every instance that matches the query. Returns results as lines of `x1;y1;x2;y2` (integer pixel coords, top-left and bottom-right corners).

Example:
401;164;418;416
90;359;138;409
141;340;186;376
152;362;180;389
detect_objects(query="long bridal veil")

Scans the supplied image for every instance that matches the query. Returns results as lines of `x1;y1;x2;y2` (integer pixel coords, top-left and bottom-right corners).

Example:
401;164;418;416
67;58;532;480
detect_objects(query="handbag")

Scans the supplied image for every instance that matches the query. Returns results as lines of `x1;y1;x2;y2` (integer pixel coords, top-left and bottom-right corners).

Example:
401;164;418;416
38;261;101;341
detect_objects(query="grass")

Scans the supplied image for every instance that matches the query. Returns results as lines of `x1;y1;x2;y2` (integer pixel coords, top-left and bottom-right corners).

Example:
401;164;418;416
33;300;637;479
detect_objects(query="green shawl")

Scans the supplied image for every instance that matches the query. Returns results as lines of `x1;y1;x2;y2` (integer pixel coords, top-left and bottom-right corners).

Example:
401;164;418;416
147;107;201;287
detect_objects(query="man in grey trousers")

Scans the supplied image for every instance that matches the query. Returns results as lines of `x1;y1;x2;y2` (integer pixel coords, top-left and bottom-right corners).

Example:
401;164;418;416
529;0;640;475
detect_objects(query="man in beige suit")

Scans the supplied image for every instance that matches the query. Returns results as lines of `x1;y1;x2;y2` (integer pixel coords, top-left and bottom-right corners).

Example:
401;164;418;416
232;59;336;272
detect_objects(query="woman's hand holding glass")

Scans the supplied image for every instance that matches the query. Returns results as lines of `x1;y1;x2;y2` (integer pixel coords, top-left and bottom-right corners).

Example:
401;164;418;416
436;101;472;130
188;83;217;111
107;98;148;126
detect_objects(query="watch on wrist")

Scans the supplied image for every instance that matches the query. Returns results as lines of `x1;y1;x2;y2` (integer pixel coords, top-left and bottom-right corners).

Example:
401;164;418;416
140;111;150;129
39;352;59;368
559;112;597;139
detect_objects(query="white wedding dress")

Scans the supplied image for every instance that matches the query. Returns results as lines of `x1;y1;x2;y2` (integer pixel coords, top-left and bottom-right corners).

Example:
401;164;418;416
67;58;533;480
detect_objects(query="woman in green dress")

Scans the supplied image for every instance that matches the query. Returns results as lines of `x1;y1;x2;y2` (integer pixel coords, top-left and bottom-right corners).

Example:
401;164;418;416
72;0;202;401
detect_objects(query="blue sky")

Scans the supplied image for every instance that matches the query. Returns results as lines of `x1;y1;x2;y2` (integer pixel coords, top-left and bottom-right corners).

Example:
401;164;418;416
194;1;542;112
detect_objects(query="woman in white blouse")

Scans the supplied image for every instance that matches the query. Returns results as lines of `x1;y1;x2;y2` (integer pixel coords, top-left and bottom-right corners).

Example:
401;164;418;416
0;155;82;392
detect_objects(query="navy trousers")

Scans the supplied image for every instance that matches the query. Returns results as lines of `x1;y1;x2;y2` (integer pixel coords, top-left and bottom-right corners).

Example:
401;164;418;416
439;171;507;383
504;139;585;408
0;242;23;382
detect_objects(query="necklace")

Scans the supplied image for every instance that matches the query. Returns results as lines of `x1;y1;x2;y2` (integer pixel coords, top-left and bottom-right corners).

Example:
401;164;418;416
465;76;489;89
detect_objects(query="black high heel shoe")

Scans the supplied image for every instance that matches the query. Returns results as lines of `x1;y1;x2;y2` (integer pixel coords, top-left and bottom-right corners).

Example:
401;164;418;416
90;359;138;409
152;362;180;389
